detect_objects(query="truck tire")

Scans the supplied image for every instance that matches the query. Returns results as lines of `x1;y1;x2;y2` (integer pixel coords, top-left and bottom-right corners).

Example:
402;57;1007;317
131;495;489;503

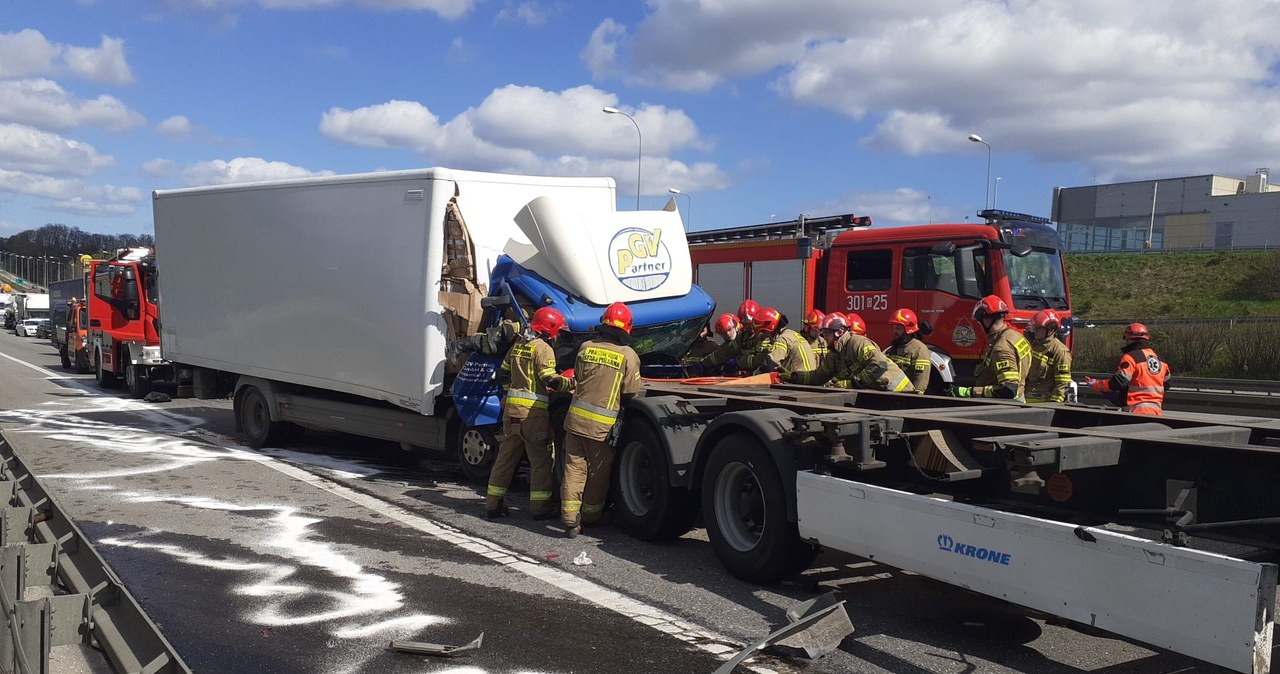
701;432;815;583
59;345;71;369
95;350;120;389
455;425;498;483
74;349;90;374
612;422;697;541
125;364;152;399
238;385;289;449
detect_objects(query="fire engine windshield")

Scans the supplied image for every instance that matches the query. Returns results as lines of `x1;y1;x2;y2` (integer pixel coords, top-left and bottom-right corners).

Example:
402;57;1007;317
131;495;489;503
1005;249;1068;311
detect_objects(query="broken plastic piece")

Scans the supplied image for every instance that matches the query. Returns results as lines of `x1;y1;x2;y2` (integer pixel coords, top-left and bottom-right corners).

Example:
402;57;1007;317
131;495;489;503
711;591;852;673
389;632;484;657
572;551;593;566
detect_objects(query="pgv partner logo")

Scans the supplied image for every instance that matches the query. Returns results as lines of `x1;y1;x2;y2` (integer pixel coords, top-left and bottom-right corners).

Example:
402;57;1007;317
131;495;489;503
611;227;671;291
936;534;1012;566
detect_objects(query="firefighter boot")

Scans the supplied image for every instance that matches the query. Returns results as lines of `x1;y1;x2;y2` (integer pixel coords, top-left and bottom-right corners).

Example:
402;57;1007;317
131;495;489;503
563;512;582;538
485;501;509;520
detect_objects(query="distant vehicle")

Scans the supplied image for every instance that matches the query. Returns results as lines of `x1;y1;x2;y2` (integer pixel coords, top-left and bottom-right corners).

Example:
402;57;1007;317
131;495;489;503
35;319;52;339
17;318;43;337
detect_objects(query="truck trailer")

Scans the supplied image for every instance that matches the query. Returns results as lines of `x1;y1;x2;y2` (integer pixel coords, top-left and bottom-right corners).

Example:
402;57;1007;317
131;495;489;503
152;168;714;469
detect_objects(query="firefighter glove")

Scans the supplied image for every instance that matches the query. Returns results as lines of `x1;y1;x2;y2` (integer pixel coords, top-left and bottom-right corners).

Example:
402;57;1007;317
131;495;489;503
952;385;973;398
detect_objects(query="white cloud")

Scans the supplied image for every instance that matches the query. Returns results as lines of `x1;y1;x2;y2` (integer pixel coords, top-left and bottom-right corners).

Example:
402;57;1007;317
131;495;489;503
156;115;193;138
0;123;116;177
0;79;145;133
142;158;179;177
804;187;940;227
0;30;135;84
496;1;560;27
0;168;144;217
181;157;335;186
319;85;729;195
603;0;1280;182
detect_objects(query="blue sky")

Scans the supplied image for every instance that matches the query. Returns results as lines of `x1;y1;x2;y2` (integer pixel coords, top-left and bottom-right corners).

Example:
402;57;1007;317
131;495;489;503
4;1;1280;237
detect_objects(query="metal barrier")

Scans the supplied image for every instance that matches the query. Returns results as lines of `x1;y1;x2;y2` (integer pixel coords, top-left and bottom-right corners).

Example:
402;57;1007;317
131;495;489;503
0;433;191;674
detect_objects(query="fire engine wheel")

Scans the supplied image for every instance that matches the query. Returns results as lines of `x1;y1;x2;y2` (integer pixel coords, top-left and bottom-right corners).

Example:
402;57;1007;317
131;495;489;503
612;421;696;541
125;364;152;399
95;350;120;389
238;386;289;449
455;426;498;483
702;433;815;584
59;345;71;369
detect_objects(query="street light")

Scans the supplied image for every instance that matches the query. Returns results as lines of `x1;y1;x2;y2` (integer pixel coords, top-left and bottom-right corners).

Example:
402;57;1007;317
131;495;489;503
603;106;642;210
667;188;691;228
968;133;992;210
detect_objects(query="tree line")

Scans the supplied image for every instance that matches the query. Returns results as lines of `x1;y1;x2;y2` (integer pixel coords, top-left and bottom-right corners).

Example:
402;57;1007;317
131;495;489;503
1;224;154;258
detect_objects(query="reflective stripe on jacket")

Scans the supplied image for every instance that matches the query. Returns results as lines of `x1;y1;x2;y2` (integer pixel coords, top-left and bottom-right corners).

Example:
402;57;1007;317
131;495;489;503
501;337;571;419
564;338;642;441
1100;343;1170;415
1025;335;1072;403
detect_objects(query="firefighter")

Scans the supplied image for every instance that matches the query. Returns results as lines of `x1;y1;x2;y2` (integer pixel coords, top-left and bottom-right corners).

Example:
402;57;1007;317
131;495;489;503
742;307;817;375
1084;322;1171;415
560;302;642;537
486;306;574;520
698;300;762;374
787;313;913;392
683;320;720;366
802;309;828;361
1024;309;1073;404
952;295;1031;400
884;308;930;393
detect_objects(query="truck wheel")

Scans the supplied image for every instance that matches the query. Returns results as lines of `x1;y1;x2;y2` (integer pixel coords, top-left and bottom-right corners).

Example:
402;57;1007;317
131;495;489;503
125;364;152;399
59;345;71;369
701;433;815;583
238;386;287;449
74;350;90;374
95;350;120;389
455;426;498;483
613;422;696;541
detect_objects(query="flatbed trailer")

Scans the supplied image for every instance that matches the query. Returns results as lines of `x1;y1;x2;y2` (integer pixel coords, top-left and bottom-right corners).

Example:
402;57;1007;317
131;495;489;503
599;383;1279;673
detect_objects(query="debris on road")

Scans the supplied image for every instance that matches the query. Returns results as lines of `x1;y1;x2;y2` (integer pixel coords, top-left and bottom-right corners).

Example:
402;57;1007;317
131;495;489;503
389;632;484;657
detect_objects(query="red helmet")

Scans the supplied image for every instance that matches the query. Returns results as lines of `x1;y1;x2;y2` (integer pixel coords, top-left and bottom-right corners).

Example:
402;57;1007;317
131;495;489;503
601;302;633;334
737;299;761;324
803;309;825;327
752;307;782;334
713;312;740;336
820;313;847;331
888;308;919;334
1123;322;1148;341
843;312;867;336
529;306;567;338
1031;309;1061;332
972;295;1010;321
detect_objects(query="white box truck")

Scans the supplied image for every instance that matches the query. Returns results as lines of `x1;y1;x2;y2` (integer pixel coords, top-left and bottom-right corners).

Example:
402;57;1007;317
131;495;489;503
152;168;714;464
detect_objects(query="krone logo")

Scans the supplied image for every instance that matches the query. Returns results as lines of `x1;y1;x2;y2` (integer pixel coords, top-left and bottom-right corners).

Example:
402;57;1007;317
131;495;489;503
610;227;671;291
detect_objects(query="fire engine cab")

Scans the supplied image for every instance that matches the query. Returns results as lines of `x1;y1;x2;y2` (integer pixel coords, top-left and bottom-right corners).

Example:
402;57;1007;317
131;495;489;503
87;247;172;398
688;210;1072;392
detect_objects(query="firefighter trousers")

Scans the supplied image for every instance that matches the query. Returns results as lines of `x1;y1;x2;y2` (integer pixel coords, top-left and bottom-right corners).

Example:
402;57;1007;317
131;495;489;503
560;432;612;528
485;412;555;515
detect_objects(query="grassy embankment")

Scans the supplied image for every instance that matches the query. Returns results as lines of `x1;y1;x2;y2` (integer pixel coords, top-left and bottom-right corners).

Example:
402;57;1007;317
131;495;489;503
1066;250;1280;378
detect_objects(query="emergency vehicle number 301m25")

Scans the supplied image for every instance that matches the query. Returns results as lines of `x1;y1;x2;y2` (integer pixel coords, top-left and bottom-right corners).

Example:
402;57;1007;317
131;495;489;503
846;293;889;312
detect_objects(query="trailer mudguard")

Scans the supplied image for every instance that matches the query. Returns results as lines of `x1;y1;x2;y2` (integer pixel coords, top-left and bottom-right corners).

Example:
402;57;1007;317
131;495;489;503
622;395;711;489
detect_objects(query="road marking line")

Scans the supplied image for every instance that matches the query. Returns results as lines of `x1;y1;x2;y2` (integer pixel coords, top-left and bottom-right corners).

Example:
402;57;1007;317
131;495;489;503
0;351;75;378
238;451;772;669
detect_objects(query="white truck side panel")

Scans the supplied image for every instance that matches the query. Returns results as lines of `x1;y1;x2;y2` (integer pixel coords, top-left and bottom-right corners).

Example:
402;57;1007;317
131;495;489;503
797;472;1276;674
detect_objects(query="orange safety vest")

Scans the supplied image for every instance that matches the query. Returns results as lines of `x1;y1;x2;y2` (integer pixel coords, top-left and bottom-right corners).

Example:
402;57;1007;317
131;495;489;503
1104;346;1171;415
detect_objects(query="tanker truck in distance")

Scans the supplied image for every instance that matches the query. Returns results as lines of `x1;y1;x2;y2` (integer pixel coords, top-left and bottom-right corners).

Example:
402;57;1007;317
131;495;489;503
152;168;714;473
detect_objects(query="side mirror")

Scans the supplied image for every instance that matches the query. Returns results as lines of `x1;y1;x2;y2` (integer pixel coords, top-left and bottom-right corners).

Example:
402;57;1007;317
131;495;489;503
930;241;957;256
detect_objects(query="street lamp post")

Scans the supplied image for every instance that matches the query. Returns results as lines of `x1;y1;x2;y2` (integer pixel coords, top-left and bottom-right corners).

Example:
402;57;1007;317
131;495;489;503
968;133;992;210
667;188;691;228
603;106;642;210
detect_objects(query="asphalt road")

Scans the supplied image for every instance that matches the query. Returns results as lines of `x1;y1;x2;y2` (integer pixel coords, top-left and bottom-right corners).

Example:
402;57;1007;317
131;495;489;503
0;331;1253;674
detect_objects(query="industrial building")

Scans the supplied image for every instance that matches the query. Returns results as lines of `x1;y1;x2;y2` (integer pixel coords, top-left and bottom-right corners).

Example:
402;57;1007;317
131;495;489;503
1051;170;1280;252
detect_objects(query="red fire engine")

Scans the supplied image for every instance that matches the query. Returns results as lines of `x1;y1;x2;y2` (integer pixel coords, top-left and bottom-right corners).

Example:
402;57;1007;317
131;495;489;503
87;247;172;398
688;210;1072;392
